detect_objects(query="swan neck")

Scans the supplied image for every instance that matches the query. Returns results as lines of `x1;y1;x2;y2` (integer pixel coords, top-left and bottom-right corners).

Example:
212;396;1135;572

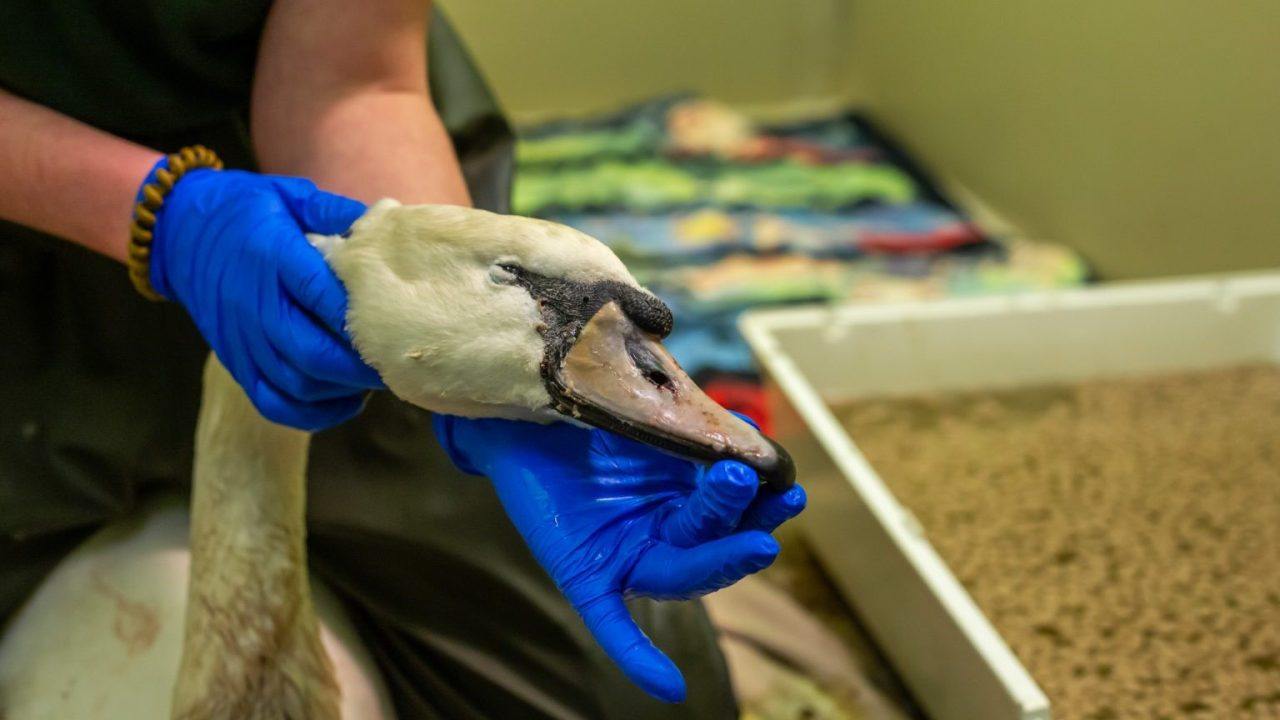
189;358;311;567
172;356;338;719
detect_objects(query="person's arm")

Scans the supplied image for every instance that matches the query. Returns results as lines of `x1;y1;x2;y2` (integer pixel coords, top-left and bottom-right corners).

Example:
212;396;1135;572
251;0;470;207
0;89;161;262
0;90;379;430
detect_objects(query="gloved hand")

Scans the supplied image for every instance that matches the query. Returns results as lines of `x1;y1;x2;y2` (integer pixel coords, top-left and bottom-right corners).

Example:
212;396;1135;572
143;161;383;429
433;414;807;703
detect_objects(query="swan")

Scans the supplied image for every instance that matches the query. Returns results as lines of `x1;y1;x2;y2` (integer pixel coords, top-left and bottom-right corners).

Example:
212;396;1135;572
0;200;793;719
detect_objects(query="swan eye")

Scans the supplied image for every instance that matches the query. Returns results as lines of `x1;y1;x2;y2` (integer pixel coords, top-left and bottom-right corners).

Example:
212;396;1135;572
490;263;522;284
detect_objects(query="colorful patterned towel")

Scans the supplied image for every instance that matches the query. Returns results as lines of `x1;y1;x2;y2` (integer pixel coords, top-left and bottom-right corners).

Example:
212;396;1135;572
515;96;1088;418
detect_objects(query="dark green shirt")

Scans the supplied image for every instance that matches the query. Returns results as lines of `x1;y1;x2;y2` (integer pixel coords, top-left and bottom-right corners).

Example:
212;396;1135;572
0;0;511;602
0;5;735;717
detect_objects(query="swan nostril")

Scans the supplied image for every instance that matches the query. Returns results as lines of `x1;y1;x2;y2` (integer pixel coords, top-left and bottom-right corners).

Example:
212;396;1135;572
643;369;672;388
625;336;675;391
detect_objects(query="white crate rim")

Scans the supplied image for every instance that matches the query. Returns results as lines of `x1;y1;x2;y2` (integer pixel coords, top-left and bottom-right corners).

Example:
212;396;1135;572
739;269;1280;720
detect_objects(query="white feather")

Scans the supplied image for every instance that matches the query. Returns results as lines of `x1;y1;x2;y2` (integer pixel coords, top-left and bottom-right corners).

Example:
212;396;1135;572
322;200;643;419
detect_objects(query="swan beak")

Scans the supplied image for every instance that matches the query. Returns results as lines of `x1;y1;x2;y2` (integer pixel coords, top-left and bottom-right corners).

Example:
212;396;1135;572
549;302;795;491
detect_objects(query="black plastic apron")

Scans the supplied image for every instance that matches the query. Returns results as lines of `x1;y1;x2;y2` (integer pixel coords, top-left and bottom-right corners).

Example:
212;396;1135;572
0;2;733;717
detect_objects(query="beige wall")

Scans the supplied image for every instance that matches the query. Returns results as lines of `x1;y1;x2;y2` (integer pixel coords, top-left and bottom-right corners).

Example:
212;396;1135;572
444;1;1280;279
441;0;858;124
845;1;1280;279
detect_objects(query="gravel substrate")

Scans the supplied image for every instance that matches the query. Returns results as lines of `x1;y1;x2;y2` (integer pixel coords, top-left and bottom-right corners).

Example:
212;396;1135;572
836;365;1280;720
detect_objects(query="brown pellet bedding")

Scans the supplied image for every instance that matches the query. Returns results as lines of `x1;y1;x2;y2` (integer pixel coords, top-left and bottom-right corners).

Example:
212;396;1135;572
835;365;1280;720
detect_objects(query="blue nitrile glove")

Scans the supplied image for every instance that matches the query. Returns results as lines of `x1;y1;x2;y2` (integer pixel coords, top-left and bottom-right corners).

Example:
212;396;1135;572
143;160;383;430
433;414;807;703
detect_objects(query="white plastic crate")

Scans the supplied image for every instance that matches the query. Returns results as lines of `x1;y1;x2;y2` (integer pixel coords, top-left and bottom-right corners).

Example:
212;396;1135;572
739;271;1280;720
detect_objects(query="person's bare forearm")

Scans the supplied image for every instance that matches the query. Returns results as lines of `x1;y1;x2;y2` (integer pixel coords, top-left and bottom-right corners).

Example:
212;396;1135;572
0;90;161;262
253;89;469;207
251;0;471;207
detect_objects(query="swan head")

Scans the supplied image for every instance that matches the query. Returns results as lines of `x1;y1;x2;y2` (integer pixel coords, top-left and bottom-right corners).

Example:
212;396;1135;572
319;199;794;490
